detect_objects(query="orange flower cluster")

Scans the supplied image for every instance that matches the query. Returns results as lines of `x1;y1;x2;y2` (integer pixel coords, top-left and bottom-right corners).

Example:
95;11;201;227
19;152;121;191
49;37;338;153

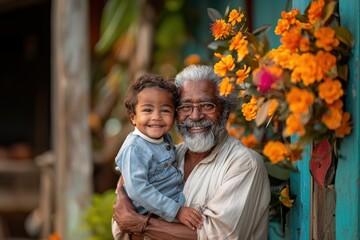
208;0;353;166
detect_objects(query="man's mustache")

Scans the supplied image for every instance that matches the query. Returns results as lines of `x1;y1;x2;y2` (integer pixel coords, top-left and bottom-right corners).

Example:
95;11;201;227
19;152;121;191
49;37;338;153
180;119;213;128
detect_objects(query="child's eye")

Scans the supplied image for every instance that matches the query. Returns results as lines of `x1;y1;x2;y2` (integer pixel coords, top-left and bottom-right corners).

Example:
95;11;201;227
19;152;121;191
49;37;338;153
142;108;152;112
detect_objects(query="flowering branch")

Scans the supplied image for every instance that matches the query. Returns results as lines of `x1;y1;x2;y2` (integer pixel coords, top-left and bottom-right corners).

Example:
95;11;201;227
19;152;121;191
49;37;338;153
208;0;353;168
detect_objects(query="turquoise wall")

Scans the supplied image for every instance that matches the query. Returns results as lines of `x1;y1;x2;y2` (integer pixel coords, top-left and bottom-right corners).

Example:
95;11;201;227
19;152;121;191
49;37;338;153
251;0;288;49
335;0;360;238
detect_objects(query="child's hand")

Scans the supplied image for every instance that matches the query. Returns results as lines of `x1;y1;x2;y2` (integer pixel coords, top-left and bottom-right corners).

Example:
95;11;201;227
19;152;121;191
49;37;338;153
176;206;203;230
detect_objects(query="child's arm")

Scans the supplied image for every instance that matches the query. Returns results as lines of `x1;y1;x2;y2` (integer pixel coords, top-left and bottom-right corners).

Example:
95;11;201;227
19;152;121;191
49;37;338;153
176;206;203;230
118;144;184;222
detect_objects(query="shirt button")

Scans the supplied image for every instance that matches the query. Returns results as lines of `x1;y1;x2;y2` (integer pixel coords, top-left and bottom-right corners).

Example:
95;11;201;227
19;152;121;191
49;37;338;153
164;163;170;168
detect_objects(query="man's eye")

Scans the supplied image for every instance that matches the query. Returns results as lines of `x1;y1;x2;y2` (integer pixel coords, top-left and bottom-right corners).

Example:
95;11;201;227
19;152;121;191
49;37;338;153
200;103;215;110
181;105;192;110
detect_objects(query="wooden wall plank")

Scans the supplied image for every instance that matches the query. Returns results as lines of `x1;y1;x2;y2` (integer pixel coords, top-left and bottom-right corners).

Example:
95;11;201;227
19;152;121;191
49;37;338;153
312;183;335;239
335;0;360;239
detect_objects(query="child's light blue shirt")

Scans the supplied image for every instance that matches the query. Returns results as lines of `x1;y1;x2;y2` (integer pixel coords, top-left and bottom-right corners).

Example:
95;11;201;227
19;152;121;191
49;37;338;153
115;128;185;222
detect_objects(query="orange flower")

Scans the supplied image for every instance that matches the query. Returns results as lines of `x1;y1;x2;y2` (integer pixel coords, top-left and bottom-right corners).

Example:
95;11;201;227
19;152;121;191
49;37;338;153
267;46;294;69
281;27;302;51
184;54;201;66
335;112;352;138
314;27;340;51
227;113;238;124
228;9;244;26
284;114;305;136
268;99;279;116
241;97;258;121
288;144;303;162
48;233;61;240
299;38;310;52
321;106;342;130
331;99;344;111
240;134;259;148
291;53;323;86
214;54;235;76
211;19;233;40
229;32;249;62
318;78;344;104
316;51;337;76
227;126;244;138
274;9;300;36
286;87;315;115
308;0;325;24
263;141;290;163
214;52;223;58
219;76;233;96
236;65;251;84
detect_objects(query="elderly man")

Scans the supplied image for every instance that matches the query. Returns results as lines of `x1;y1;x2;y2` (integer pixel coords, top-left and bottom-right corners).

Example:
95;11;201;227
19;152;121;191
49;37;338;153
113;65;270;239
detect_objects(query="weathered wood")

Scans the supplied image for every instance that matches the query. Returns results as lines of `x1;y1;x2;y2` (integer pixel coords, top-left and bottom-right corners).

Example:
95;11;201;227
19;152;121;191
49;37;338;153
52;0;92;238
312;183;335;240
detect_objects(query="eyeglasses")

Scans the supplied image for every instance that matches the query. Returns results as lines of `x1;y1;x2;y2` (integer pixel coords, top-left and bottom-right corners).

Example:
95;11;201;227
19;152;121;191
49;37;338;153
176;102;216;116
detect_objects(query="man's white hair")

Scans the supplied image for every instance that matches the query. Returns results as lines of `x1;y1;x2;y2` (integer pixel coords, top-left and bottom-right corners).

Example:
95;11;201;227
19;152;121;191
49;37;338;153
174;64;237;113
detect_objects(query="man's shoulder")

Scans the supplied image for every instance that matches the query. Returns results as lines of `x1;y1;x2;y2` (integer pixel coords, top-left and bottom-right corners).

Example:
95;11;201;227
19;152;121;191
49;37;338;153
224;135;266;170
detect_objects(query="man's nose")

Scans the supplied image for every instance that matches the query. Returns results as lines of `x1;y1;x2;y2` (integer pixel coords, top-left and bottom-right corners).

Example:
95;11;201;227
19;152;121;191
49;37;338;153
189;106;203;120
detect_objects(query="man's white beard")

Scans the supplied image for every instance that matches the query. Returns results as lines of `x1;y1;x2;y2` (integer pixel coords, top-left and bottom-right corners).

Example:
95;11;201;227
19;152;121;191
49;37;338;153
183;131;215;153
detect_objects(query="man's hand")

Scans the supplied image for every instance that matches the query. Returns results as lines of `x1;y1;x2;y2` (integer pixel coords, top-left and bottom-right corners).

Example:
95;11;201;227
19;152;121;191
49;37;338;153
176;207;203;230
113;182;147;235
113;178;198;239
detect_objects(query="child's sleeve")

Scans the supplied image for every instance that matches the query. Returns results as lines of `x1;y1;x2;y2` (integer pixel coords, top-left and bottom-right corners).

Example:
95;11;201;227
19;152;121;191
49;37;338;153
117;145;182;222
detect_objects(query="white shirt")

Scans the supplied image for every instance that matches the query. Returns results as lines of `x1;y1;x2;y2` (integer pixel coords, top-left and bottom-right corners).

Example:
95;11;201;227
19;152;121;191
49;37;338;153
176;134;270;240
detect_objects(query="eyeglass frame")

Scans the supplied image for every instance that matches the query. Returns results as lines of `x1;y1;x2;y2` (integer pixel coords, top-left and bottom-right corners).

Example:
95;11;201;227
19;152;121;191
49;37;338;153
176;102;217;116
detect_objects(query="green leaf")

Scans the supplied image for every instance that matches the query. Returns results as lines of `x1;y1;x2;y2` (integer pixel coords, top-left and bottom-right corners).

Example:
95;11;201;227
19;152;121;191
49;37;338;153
323;1;337;23
207;40;228;50
224;5;230;17
296;13;308;23
207;8;223;22
334;26;354;47
262;34;270;54
297;133;313;147
256;100;271;127
252;25;272;36
338;64;349;81
265;162;291;180
244;32;263;55
95;0;138;55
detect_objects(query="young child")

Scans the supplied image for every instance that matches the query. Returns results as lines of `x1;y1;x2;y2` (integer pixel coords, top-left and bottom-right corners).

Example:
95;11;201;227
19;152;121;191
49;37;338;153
113;74;202;239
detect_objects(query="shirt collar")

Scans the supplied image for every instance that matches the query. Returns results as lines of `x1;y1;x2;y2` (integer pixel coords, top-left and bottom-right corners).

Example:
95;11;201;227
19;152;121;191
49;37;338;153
133;127;164;144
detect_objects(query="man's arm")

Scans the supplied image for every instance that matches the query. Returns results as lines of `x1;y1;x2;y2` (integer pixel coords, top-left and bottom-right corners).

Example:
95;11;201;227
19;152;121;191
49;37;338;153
113;183;197;240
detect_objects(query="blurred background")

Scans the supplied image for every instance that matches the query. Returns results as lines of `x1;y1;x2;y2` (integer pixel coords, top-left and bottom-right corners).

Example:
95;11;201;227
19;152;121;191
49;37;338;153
0;0;287;239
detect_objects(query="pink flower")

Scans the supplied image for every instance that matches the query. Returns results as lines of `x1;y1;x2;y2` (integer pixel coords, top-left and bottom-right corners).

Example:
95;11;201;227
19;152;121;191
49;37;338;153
253;66;282;93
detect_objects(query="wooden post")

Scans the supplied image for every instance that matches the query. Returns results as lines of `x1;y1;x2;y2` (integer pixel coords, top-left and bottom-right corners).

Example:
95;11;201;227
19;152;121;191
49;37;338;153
51;0;92;238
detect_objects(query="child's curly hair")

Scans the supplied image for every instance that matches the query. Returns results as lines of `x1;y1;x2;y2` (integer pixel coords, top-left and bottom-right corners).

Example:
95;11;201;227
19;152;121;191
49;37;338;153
124;73;179;116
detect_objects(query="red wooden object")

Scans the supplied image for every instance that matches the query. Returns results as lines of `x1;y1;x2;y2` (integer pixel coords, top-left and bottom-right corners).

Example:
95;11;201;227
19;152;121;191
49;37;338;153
309;139;336;189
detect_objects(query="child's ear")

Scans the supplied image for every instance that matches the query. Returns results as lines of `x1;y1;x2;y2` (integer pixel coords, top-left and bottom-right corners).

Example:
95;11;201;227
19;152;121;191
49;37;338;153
129;113;136;126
